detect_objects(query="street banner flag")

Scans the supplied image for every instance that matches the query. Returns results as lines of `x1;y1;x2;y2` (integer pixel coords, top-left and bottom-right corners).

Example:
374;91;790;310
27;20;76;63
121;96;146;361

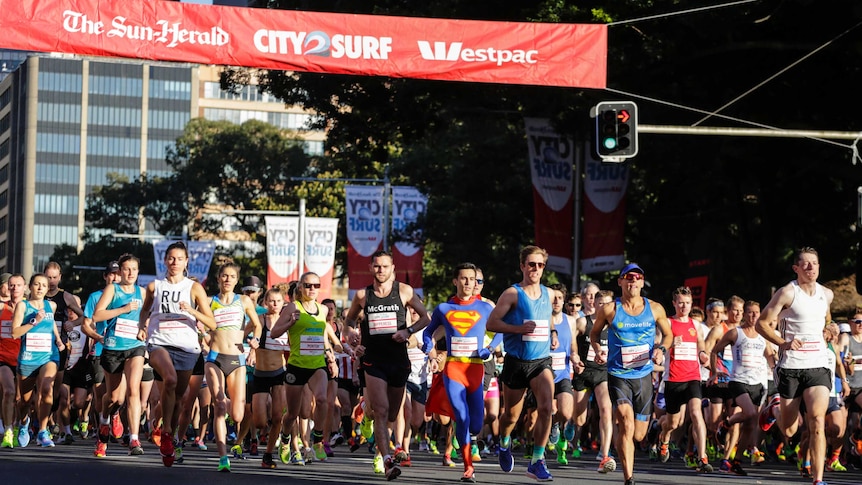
265;216;300;286
303;217;339;300
525;118;574;275
153;240;216;283
581;157;628;274
391;186;427;297
345;185;385;295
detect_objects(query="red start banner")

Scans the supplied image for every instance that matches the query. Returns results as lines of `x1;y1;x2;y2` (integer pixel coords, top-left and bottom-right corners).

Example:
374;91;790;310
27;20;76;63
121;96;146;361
0;0;607;88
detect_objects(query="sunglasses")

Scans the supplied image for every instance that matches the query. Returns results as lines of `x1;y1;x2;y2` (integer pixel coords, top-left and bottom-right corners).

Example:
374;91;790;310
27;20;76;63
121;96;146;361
622;273;644;281
476;279;484;285
303;283;321;289
566;303;582;308
853;319;862;324
526;261;546;269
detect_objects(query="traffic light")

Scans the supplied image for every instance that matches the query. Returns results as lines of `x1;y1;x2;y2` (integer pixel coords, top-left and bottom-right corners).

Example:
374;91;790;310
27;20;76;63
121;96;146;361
594;101;638;160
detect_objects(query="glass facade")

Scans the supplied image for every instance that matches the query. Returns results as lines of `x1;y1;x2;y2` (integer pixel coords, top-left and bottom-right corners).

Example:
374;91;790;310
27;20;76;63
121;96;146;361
203;81;282;103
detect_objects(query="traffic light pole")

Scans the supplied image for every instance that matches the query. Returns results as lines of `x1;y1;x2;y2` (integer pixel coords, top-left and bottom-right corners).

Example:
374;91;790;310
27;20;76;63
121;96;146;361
638;124;862;141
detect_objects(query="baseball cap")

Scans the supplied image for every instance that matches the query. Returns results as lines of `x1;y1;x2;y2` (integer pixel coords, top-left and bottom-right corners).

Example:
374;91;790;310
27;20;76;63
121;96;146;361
619;263;644;275
105;261;120;275
0;273;11;285
242;275;263;293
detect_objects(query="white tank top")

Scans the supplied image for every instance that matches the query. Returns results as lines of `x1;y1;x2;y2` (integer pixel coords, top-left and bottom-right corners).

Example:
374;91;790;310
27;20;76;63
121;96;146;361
147;278;200;354
731;328;767;385
777;281;830;370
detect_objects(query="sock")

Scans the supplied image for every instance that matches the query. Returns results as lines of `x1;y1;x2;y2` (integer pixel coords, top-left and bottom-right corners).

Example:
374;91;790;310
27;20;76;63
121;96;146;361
130;434;139;442
100;415;110;426
532;445;546;464
64;425;72;435
501;435;511;449
341;416;353;436
312;430;324;444
0;419;4;433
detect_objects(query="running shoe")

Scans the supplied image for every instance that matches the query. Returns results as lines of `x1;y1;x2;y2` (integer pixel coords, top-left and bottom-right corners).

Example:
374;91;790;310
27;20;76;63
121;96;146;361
526;458;553;481
800;465;812;478
79;421;89;439
129;439;144;456
471;444;482;462
598;455;617;473
685;452;698;468
384;456;401;481
394;446;408;463
231;444;246;459
160;431;175;467
813;481;828;485
557;440;568;465
428;439;440;454
329;432;344;446
111;413;123;439
290;450;305;466
659;442;670;463
249;439;259;456
261;453;277;469
443;455;456;467
696;459;714;473
400;454;412;467
1;429;13;448
759;396;779;431
461;466;476;483
826;457;846;472
37;429;55;447
549;423;560;445
571;445;581;459
218;455;231;472
303;446;315;463
624;479;636;485
279;441;291;464
150;425;161;447
323;441;334;457
852;430;862;456
373;454;385;474
725;459;747;476
61;432;75;445
98;423;111;444
314;442;328;461
418;440;428;452
498;446;514;473
359;415;373;439
18;418;31;448
194;438;207;451
524;443;534;459
94;441;107;457
564;422;575;442
749;449;766;465
174;440;184;464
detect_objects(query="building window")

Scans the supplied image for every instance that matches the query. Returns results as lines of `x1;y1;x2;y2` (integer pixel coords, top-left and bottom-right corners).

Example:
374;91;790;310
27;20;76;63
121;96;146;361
0;215;6;234
0;139;8;159
88;105;141;127
202;81;282;103
38;72;83;93
0;113;9;132
0;165;7;184
0;190;7;209
38;103;82;123
33;224;78;246
35;163;80;184
0;87;10;109
148;109;190;130
89;75;143;97
149;79;191;100
34;194;79;215
36;133;82;154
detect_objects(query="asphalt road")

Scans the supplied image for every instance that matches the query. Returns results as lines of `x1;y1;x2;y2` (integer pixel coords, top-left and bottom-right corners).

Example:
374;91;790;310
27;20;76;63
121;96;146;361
1;438;860;485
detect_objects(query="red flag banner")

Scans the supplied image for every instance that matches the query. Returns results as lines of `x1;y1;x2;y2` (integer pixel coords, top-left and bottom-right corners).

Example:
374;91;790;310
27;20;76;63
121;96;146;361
265;216;300;287
391;186;427;296
303;217;339;300
525;118;574;274
0;0;607;88
345;185;385;296
581;157;629;274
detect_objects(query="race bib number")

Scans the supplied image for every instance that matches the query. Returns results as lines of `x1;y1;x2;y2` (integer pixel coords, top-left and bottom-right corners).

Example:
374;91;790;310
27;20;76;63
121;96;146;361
0;320;11;339
265;335;289;351
673;341;697;361
794;334;824;352
367;312;397;335
450;336;478;358
114;318;139;340
25;332;51;353
551;351;567;371
522;319;549;342
214;307;244;328
299;335;325;356
156;314;192;333
621;344;650;369
587;345;608;362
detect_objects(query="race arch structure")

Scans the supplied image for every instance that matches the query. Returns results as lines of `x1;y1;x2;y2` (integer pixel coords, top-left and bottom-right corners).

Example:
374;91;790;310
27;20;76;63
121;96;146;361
0;0;607;88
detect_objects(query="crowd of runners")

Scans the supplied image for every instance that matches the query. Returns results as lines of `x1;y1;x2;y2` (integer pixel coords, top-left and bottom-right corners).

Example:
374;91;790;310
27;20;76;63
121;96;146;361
1;243;861;485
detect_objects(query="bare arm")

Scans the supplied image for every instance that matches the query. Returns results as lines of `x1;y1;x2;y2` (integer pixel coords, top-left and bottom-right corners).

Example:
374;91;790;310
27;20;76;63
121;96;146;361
241;295;262;348
187;282;216;331
590;304;613;364
486;287;534;335
756;284;795;350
